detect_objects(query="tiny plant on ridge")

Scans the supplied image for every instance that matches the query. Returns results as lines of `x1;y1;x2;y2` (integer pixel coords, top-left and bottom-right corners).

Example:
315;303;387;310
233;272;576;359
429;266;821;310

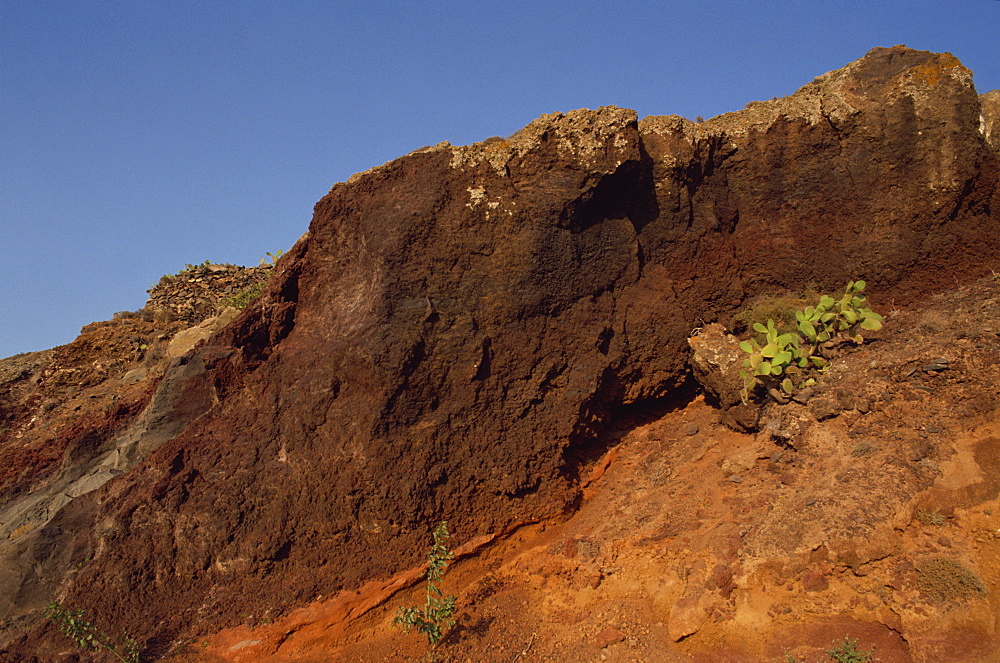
394;521;457;646
260;249;284;266
44;601;141;663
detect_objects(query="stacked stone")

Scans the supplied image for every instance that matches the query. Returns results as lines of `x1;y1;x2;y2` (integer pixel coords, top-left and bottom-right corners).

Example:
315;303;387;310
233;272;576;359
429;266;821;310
144;263;272;325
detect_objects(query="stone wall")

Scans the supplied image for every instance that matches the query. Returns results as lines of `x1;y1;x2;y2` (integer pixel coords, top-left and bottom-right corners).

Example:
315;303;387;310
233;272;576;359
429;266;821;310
144;263;273;324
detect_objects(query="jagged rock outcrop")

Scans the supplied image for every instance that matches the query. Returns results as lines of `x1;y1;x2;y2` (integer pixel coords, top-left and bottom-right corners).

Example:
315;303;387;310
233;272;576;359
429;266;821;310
2;45;999;658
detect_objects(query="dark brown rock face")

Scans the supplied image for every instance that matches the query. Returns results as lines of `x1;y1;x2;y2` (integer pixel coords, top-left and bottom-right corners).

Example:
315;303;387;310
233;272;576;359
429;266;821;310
3;46;999;656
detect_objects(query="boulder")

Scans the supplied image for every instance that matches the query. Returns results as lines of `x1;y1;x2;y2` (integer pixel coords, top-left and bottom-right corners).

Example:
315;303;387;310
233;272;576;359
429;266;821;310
687;323;761;431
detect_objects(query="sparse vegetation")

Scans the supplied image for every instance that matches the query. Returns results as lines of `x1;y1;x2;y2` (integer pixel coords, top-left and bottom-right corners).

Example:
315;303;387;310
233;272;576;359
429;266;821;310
916;309;950;334
850;441;879;457
182;260;213;273
44;601;141;663
223;282;265;309
916;556;987;603
156;260;216;285
394;521;458;646
738;281;883;402
781;637;876;663
827;636;875;663
260;249;284;266
733;286;823;344
915;508;946;526
739;318;820;402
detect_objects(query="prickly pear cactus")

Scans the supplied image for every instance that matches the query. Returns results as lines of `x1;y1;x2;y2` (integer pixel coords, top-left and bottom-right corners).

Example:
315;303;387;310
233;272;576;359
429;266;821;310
738;281;882;403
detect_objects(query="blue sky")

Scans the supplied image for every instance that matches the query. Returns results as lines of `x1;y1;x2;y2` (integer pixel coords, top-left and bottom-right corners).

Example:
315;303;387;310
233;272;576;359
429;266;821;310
2;1;998;358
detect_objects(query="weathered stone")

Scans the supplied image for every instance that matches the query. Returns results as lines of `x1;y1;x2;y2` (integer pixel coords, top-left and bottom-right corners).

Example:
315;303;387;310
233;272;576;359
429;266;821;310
166;307;241;358
146;264;273;325
668;592;709;641
810;397;842;421
595;627;625;648
981;90;1000;151
792;387;815;404
687;323;744;408
721;403;762;432
688;323;765;430
802;571;829;592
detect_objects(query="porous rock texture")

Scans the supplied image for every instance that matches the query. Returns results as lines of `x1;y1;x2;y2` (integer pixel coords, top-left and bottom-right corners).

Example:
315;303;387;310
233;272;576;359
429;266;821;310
2;45;999;658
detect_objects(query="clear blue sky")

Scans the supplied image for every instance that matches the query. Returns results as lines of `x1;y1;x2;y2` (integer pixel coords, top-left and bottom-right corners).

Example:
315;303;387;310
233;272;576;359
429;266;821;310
2;1;998;358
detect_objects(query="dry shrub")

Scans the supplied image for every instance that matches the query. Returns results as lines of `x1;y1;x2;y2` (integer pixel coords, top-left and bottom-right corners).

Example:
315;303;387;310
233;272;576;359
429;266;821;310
916;309;950;334
851;441;879;457
914;508;946;526
916;556;987;603
731;285;823;343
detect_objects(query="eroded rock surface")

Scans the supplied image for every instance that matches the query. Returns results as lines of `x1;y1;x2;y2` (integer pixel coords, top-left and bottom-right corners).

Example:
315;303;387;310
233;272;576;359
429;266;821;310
2;45;1000;659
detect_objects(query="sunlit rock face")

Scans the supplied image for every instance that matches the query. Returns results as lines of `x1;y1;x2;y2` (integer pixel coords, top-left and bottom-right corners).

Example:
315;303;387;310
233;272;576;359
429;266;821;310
2;45;998;656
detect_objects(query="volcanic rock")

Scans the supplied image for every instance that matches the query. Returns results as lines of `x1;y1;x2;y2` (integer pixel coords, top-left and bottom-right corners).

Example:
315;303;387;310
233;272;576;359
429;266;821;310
687;323;761;430
2;45;1000;657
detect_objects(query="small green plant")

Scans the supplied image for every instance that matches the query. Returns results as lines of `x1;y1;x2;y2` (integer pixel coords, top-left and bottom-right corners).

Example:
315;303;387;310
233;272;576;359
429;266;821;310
223;282;265;309
733;286;823;344
155;260;214;286
394;522;457;646
44;601;141;663
795;280;883;346
739;318;820;402
739;281;883;402
260;249;284;266
827;636;875;662
182;260;213;272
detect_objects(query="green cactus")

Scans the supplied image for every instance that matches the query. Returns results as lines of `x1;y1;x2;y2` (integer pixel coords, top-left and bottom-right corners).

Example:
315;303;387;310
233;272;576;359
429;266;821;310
738;281;882;403
738;319;803;401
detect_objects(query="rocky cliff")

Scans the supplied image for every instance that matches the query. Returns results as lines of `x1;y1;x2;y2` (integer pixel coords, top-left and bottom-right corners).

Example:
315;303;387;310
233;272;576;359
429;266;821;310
2;45;999;660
